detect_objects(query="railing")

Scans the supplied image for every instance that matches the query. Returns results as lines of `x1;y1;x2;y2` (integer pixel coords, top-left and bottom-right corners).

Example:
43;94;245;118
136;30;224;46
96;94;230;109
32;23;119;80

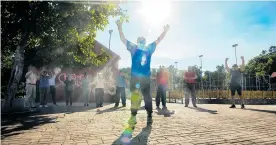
151;90;276;100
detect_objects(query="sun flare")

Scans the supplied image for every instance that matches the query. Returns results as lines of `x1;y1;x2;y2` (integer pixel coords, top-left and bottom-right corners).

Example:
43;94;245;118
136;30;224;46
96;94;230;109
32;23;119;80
139;0;172;27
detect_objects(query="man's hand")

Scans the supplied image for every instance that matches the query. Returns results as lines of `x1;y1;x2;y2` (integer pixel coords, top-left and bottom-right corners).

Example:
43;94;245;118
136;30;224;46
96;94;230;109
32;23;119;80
225;58;229;61
241;56;244;60
116;20;122;28
164;24;170;33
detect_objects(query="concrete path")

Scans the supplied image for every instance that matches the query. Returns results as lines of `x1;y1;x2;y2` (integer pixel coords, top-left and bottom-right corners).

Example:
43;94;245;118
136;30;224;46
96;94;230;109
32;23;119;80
1;102;276;145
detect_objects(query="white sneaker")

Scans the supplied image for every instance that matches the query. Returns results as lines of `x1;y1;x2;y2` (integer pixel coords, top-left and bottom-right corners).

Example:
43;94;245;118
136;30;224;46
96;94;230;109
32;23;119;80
39;105;43;108
44;105;48;108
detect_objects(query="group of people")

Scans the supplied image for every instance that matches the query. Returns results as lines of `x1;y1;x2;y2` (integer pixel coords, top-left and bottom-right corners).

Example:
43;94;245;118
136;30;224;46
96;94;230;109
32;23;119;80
25;66;58;108
24;65;129;109
115;20;246;138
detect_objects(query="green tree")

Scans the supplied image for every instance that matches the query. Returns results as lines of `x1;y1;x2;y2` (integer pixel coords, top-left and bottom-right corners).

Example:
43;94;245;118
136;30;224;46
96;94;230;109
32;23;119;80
1;1;127;109
245;46;276;90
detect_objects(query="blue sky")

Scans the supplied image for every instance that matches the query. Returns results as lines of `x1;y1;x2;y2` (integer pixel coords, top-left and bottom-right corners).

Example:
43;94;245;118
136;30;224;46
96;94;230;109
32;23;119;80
96;1;276;71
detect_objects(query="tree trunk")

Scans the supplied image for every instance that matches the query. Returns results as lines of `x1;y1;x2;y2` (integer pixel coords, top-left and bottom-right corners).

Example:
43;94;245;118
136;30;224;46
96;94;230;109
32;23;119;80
3;36;27;111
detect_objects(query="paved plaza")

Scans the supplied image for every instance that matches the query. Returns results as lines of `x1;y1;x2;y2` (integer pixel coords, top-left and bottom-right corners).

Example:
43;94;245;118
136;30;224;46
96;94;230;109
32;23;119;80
1;102;276;145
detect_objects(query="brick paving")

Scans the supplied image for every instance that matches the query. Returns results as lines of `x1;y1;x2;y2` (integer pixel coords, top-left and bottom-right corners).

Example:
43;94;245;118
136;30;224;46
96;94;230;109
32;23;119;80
1;102;276;145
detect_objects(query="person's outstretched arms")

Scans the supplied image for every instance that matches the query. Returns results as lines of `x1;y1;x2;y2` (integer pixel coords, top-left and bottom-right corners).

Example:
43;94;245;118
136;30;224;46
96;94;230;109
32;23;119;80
155;24;170;46
225;58;230;72
116;20;136;52
116;20;127;45
240;56;245;72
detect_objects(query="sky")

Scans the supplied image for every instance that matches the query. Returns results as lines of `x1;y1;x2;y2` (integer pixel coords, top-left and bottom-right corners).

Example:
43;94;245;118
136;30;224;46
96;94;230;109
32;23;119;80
96;1;276;71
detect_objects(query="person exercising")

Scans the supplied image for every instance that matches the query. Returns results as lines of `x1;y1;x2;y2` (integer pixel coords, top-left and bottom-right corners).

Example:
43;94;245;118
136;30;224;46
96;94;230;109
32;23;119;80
116;20;169;131
225;56;245;109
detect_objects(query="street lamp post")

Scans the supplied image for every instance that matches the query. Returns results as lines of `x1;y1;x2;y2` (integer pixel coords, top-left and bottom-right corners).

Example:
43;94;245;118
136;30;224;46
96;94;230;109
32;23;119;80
109;29;113;50
232;44;238;64
175;62;178;89
199;55;203;91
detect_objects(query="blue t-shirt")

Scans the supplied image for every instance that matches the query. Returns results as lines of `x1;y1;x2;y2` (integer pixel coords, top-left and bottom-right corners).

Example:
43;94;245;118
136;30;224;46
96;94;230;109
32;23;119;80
116;75;126;88
126;40;156;77
39;76;49;88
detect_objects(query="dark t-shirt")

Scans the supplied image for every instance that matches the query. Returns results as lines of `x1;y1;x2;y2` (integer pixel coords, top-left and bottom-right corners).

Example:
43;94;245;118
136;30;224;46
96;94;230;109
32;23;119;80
126;40;156;77
230;69;242;86
64;79;75;91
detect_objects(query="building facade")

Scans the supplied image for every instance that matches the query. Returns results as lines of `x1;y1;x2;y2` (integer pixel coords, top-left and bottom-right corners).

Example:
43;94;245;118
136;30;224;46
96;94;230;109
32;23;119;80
54;40;120;103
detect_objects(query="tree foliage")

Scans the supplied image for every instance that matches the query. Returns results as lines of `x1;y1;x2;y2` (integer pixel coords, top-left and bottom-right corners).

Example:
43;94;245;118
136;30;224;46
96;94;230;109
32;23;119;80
1;1;127;102
245;46;276;77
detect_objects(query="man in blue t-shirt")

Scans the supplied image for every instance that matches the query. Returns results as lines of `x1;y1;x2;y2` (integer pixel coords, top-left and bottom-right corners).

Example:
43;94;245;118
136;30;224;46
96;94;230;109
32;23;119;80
116;20;170;127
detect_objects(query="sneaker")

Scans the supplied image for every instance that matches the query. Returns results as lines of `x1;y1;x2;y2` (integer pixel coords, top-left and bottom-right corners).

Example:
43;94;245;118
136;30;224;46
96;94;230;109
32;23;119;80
162;106;167;110
44;105;48;108
184;105;188;107
147;116;153;126
114;105;119;108
100;105;103;107
122;104;126;107
229;104;236;108
39;105;43;108
193;105;198;108
128;115;137;126
156;106;161;110
241;104;245;109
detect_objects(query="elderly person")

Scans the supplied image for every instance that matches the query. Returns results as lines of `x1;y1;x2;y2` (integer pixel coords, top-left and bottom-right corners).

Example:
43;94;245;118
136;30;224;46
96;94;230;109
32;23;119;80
91;73;105;108
184;66;198;107
82;72;90;106
225;56;245;109
49;69;57;106
156;66;169;110
39;70;50;108
25;65;38;108
64;74;75;106
114;70;127;108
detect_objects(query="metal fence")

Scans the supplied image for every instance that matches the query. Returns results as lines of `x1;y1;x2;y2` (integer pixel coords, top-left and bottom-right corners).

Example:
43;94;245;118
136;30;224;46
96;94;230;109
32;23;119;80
150;72;276;99
170;73;276;91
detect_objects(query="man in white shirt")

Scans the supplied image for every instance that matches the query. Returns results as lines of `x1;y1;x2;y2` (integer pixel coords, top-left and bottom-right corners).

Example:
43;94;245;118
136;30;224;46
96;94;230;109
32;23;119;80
49;70;57;106
25;65;38;108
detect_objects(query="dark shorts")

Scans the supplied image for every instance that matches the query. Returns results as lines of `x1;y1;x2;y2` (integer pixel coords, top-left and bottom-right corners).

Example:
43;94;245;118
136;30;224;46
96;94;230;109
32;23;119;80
130;77;151;92
230;85;242;96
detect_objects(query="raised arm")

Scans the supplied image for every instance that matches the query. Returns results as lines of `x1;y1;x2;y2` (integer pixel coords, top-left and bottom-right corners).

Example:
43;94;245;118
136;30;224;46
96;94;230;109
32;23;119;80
25;71;32;78
116;20;127;45
240;56;245;71
225;58;230;72
155;24;170;46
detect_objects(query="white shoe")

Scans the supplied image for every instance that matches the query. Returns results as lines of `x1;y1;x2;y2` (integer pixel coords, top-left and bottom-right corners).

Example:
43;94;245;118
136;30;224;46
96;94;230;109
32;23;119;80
44;105;48;108
39;105;43;108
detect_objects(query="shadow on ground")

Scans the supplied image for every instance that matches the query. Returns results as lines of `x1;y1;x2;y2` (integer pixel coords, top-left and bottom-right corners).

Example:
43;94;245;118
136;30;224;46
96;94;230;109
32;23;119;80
2;103;113;116
187;106;218;114
96;106;125;114
1;103;113;139
112;125;152;145
244;108;276;114
1;114;57;139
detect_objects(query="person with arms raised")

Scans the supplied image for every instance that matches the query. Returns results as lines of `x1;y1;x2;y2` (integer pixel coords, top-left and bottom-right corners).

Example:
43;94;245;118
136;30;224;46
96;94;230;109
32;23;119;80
116;19;170;136
225;56;245;109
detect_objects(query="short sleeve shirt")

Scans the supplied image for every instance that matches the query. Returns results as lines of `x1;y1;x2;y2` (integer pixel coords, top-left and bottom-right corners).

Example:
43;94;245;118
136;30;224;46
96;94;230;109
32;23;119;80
184;72;196;84
126;40;156;77
230;69;242;86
